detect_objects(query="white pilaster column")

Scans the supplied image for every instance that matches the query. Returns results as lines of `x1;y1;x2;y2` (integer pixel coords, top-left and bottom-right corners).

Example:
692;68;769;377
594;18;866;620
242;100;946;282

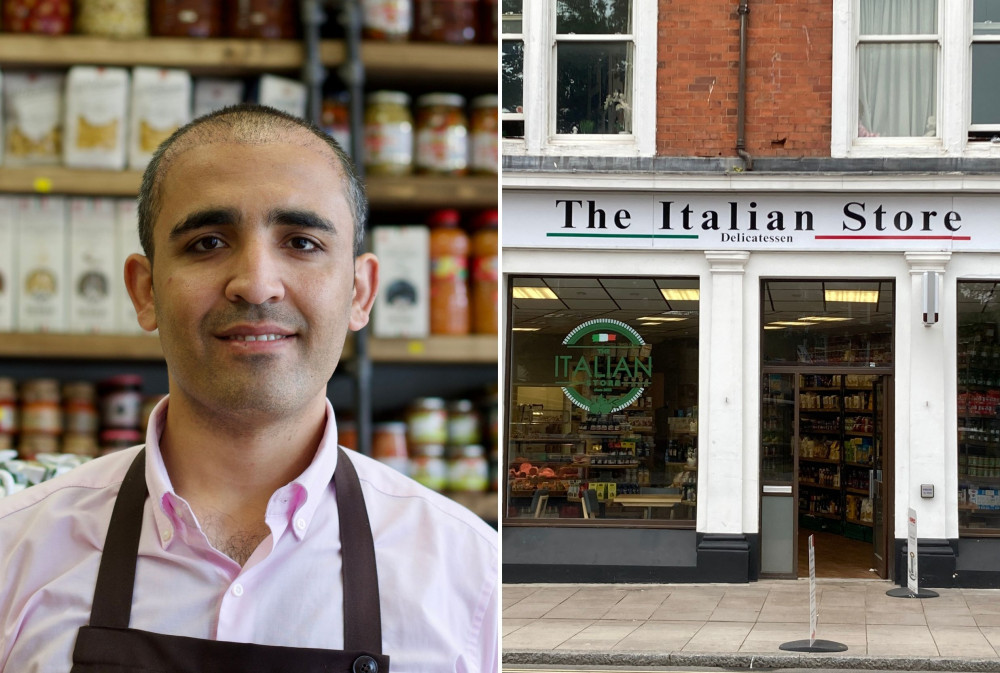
903;251;952;539
699;251;751;534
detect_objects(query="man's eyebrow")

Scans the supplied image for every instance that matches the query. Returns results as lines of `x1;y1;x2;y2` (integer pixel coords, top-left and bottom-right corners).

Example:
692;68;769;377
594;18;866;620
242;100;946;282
268;209;338;236
168;207;240;242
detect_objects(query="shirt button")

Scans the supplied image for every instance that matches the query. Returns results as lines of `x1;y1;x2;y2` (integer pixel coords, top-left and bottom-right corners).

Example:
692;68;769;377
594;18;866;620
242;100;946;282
295;518;306;531
160;529;172;543
353;655;378;673
232;583;244;597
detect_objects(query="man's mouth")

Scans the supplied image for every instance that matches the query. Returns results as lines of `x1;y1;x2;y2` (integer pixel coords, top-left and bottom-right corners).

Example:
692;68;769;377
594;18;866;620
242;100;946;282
224;334;290;342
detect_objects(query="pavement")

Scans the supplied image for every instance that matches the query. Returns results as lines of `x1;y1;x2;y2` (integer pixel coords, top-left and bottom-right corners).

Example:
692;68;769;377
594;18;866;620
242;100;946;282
502;580;1000;670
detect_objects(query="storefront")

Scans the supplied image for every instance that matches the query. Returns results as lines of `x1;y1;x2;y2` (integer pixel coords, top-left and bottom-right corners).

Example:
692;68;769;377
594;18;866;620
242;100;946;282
502;178;1000;587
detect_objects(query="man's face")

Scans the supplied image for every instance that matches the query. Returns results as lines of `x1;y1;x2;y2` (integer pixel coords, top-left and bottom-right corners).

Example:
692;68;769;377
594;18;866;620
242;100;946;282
125;138;377;421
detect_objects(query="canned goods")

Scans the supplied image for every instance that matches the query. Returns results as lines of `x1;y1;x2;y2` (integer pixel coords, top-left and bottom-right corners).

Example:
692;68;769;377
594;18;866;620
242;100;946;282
407;397;448;446
364;91;413;176
415;93;468;175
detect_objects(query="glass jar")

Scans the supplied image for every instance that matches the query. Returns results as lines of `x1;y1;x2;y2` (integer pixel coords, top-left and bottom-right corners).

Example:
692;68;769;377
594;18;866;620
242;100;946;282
62;381;98;435
364;91;413;176
428;209;470;335
226;0;297;39
410;443;446;491
373;421;409;475
20;379;62;436
63;433;99;457
469;94;498;174
0;378;17;453
151;0;222;37
338;419;357;450
412;0;477;44
361;0;411;40
447;399;480;446
406;397;448;446
415;93;468;175
447;444;488;492
470;209;498;334
76;0;148;37
99;429;143;456
98;374;143;431
321;93;352;157
3;0;72;34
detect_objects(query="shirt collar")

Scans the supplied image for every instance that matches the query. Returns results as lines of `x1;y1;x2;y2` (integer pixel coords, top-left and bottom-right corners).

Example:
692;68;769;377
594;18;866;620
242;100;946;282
144;396;341;549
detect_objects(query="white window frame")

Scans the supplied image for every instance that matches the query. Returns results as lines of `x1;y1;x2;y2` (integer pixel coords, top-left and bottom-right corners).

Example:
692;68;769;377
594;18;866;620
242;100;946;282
503;1;657;158
831;0;1000;157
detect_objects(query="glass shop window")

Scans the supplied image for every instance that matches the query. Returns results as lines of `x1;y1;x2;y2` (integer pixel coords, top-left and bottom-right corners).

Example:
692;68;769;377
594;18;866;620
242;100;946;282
505;276;699;525
957;281;1000;535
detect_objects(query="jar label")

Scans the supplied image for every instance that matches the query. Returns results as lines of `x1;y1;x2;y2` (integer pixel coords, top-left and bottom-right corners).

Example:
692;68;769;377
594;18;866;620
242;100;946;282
431;255;468;283
363;0;411;35
365;122;413;168
0;404;18;434
472;255;497;283
416;127;468;173
471;132;498;172
447;417;480;445
21;403;61;434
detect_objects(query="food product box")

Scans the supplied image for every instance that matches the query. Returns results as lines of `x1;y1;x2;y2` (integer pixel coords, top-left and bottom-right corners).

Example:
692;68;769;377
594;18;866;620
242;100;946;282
3;70;64;166
193;77;245;118
372;226;429;338
115;198;145;334
129;67;193;170
0;196;15;330
16;196;67;332
256;74;307;118
64;66;129;170
68;197;117;333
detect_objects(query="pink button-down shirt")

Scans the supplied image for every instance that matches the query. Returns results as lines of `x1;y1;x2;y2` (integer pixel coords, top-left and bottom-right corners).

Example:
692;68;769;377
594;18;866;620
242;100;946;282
0;398;498;673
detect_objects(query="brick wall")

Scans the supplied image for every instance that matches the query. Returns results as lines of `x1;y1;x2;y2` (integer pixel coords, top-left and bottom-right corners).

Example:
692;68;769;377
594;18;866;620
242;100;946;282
656;0;833;158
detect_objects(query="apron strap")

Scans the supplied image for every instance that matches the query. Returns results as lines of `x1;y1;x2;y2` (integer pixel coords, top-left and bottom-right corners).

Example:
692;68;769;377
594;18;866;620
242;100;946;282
87;446;384;653
89;448;148;629
334;447;383;654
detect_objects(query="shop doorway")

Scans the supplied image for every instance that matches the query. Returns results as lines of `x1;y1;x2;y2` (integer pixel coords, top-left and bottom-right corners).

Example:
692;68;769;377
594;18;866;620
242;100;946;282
758;279;894;580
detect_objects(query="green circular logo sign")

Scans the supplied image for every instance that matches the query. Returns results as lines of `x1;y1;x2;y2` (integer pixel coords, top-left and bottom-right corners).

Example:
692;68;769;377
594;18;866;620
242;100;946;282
554;319;652;414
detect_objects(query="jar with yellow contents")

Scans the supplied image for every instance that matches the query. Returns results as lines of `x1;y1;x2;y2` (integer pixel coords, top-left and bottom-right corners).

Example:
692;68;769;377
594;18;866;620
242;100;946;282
364;91;414;176
414;93;468;176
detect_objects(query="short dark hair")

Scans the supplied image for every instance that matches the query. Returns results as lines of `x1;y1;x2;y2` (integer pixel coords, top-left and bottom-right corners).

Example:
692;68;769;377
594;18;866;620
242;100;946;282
137;103;367;262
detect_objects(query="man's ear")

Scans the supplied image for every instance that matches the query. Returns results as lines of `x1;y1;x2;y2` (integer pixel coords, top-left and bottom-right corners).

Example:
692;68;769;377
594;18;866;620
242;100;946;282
123;253;158;332
349;252;379;331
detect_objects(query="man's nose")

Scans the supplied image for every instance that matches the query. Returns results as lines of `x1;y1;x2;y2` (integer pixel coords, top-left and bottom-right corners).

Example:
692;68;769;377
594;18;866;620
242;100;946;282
224;243;286;305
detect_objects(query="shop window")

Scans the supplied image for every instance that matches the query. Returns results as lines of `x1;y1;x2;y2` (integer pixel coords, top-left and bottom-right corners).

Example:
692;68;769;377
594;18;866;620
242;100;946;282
501;0;657;157
832;0;1000;155
505;276;699;525
957;281;1000;536
761;280;894;366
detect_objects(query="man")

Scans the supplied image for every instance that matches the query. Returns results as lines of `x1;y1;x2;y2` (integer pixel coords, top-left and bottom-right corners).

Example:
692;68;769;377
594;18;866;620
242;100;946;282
0;105;498;673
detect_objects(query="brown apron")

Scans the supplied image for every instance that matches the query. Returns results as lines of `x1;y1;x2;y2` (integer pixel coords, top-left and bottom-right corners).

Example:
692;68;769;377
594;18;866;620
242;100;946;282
71;447;389;673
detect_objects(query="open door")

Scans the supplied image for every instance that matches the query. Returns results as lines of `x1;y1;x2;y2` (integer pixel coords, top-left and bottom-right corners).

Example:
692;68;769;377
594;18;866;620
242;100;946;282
871;376;890;578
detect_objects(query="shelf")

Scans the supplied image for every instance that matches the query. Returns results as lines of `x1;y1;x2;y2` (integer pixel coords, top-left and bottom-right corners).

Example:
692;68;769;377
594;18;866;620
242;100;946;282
845;517;873;527
0;168;498;208
844;431;873;437
799;481;840;491
0;332;498;364
0;35;496;84
799;456;839;464
799;408;842;413
446;492;498;521
845;461;873;468
845;487;870;495
801;511;841;520
959;473;1000;485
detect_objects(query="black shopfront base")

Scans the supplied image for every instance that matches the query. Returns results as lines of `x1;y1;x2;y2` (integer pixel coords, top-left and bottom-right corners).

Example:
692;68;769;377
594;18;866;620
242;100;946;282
895;537;1000;589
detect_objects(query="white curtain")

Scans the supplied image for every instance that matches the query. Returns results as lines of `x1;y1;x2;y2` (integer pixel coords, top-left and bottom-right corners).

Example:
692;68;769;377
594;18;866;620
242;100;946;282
857;0;937;138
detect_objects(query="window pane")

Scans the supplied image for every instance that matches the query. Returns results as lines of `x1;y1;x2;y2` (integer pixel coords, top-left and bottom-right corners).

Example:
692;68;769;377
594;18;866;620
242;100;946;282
973;0;1000;35
502;120;524;139
761;280;893;366
858;43;937;137
506;276;699;524
501;0;522;33
556;0;632;35
972;44;1000;125
860;0;936;35
957;281;1000;535
502;40;523;115
556;42;630;134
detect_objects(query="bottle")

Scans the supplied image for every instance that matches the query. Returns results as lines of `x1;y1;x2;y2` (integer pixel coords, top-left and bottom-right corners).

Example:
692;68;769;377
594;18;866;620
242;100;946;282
428;209;470;335
470;209;498;334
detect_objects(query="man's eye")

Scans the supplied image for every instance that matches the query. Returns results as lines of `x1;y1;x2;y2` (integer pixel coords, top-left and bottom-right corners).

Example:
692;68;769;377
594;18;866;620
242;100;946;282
191;236;224;252
289;237;318;251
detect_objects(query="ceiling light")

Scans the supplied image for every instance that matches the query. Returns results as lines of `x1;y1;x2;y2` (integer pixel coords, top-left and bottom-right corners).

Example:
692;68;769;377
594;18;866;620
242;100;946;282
799;316;852;322
764;325;785;330
824;289;879;304
660;289;700;301
638;316;688;322
512;327;541;331
769;321;816;327
513;287;558;300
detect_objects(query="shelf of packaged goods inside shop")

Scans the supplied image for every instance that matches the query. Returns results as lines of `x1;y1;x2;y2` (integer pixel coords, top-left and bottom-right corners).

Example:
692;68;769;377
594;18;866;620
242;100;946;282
0;332;498;364
0;168;497;209
0;35;496;84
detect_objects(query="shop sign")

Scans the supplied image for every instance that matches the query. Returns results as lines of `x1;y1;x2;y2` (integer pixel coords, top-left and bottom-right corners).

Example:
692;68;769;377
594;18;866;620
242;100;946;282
504;191;1000;252
554;319;652;414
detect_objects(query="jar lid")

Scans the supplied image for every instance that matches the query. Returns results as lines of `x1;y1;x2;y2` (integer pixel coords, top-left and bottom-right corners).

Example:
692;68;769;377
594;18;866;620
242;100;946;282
471;94;498;109
410;397;447;410
101;374;143;389
21;378;61;400
416;93;466;108
472;209;497;229
426;209;460;228
63;381;96;401
374;421;408;433
411;443;445;457
367;90;410;106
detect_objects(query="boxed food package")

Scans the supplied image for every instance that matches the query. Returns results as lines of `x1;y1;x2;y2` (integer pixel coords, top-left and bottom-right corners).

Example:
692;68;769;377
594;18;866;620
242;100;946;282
64;66;129;170
129;67;192;170
0;196;15;331
115;198;145;334
193;77;244;118
68;197;117;333
3;70;64;166
16;196;67;332
256;74;306;119
372;226;429;338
